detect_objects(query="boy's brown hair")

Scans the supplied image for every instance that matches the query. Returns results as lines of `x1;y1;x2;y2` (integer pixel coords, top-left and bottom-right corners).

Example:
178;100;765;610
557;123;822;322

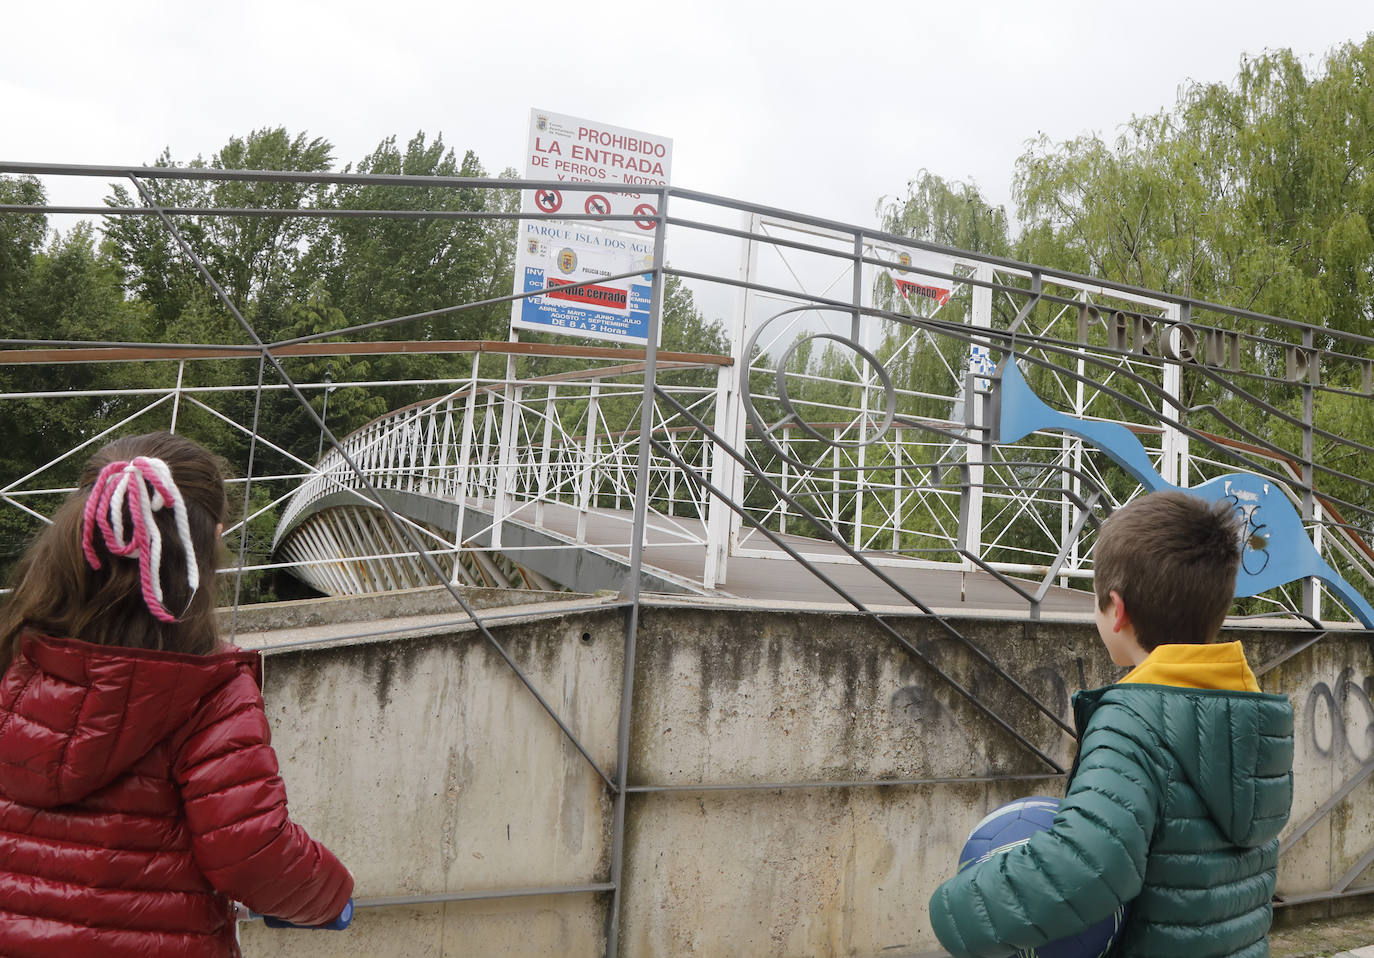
1094;491;1243;650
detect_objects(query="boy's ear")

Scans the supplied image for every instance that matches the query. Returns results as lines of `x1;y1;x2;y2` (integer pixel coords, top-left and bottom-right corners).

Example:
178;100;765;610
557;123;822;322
1108;589;1131;634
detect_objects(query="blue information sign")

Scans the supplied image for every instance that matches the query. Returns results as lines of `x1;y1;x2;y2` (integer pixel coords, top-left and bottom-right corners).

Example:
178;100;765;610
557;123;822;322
517;266;653;344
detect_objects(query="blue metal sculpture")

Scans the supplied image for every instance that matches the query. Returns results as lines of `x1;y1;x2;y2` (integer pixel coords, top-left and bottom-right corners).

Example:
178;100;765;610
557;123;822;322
993;357;1374;627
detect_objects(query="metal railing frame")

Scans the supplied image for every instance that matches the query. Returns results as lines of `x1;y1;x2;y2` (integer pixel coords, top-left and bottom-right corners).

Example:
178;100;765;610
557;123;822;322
5;160;1374;940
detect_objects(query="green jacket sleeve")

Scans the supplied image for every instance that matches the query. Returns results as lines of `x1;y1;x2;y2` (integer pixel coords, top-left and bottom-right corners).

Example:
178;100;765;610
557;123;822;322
928;706;1161;958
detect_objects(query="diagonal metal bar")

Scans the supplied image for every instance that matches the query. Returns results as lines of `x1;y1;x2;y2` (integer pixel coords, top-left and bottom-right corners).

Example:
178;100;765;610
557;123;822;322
0;493;57;526
1256;631;1331;678
957;549;1037;606
272;266;659;348
1280;754;1374;858
126;174;615;792
1005;275;1042;335
0;394;175;494
1033;491;1104;604
15;160;1374;356
655;393;1075;740
902;318;1314;496
350;883;617;910
648;431;1067;773
1335;839;1374;894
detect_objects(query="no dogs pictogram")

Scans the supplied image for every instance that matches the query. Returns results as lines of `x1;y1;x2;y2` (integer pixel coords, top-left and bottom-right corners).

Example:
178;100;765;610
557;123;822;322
535;189;562;214
633;203;659;231
585;194;612;216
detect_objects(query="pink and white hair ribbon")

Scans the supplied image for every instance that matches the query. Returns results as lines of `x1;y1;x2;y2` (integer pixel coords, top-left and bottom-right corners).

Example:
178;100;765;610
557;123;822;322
81;456;199;623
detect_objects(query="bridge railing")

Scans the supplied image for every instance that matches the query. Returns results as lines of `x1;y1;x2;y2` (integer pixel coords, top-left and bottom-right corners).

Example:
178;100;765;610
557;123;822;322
273;345;735;591
9;163;1374;624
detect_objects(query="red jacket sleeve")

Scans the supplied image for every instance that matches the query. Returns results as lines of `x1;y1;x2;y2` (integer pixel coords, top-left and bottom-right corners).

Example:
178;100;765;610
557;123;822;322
173;665;353;925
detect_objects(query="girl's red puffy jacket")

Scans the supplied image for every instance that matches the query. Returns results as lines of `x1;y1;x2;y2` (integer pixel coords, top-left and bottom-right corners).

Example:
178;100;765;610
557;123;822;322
0;633;353;957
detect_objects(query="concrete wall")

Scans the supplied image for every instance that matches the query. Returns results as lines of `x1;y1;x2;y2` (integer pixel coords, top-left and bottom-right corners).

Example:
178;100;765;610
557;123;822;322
234;593;1374;957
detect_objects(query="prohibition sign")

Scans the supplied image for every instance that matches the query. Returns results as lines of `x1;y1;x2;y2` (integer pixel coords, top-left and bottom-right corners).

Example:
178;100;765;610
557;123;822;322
585;194;611;216
633;203;658;231
535;189;562;214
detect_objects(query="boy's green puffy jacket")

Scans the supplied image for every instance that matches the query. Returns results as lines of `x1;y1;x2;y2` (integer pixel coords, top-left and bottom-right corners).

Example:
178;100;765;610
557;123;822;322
929;683;1294;958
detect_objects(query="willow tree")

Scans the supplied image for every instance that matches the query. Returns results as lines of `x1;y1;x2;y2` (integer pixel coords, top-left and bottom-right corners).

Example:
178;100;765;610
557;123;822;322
1010;35;1374;560
1014;37;1374;331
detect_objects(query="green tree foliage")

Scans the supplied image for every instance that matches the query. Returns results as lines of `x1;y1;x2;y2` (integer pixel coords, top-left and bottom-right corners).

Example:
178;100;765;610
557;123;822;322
659;274;729;356
829;35;1374;566
996;38;1374;600
1014;39;1374;330
1013;38;1374;486
199;129;334;331
0;177;47;335
316;133;512;343
0;208;156;568
873;172;1011;423
105;130;334;339
300;133;522;420
879;170;1013;257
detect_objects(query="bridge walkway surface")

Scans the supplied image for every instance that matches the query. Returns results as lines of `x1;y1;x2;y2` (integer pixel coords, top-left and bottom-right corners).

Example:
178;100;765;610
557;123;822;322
466;496;1096;615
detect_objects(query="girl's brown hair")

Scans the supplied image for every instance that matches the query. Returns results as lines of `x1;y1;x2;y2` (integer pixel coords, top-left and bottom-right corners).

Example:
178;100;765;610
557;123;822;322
0;433;229;669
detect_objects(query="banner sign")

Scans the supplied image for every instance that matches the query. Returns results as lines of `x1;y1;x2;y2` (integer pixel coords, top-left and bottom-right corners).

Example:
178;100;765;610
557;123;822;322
512;109;673;345
514;221;654;344
885;250;953;311
884;249;987;386
524;108;672;211
893;275;952;307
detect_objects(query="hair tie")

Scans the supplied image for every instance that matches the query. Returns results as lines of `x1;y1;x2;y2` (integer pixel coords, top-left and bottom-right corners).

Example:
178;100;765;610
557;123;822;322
81;456;199;623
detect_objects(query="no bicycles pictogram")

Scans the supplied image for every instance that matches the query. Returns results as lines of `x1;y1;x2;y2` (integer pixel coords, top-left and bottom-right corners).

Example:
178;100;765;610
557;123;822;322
585;194;611;216
535;189;562;214
634;203;658;231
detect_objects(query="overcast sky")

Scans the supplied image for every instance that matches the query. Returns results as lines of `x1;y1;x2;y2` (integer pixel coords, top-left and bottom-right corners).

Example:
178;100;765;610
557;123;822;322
4;0;1370;230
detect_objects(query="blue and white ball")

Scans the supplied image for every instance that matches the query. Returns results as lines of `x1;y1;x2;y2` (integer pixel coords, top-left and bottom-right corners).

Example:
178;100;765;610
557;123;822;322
959;797;1128;958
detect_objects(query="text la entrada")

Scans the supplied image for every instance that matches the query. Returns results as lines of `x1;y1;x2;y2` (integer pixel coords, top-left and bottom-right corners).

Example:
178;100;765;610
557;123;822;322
529;137;667;179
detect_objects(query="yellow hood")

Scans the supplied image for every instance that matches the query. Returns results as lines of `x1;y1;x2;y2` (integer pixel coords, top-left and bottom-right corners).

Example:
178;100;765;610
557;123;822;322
1119;640;1261;692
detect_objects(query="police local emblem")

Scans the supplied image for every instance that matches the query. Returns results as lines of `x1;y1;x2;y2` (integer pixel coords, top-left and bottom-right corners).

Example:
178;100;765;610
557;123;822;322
557;249;577;274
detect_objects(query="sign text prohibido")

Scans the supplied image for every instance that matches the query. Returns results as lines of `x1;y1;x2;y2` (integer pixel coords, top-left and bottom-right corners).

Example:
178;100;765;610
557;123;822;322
512;109;673;346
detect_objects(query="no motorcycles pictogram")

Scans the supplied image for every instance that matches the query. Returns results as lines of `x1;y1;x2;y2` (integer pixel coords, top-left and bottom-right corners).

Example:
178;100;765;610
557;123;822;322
585;194;611;216
535;189;562;214
634;203;658;231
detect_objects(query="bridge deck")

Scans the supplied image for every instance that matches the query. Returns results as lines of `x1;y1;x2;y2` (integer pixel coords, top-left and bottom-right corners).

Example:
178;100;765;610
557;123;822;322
491;498;1095;615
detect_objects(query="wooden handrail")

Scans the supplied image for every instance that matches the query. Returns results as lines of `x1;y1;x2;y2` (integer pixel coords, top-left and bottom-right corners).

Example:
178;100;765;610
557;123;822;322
0;339;733;367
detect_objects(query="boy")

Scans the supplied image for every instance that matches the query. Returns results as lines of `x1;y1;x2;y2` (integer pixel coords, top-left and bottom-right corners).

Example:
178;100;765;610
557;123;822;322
929;491;1294;958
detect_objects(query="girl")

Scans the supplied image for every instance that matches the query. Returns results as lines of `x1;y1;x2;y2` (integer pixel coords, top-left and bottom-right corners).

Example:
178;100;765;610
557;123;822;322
0;432;353;957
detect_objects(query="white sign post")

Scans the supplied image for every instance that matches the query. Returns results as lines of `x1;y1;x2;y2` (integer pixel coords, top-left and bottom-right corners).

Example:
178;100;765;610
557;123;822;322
511;109;673;346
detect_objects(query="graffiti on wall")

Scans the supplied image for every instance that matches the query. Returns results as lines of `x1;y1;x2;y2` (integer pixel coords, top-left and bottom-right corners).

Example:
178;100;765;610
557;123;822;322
1305;668;1374;761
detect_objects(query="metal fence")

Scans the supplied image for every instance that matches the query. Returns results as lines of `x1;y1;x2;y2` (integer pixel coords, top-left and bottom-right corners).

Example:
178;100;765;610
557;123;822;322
4;160;1374;946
